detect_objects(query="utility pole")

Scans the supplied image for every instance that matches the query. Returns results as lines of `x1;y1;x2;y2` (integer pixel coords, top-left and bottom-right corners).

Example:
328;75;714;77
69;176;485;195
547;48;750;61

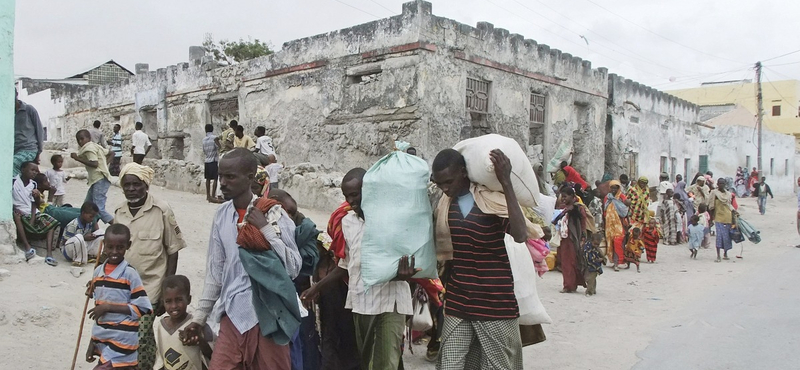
756;61;764;176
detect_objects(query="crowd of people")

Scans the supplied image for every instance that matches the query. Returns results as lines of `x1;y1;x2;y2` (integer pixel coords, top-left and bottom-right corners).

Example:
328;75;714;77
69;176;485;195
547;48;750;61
8;91;786;370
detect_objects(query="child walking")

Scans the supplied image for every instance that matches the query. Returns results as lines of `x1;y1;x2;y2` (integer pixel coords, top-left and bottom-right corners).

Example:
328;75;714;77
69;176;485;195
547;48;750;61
44;154;69;206
153;275;212;370
697;204;712;249
624;227;645;272
641;218;661;263
687;215;705;259
86;224;152;370
583;233;604;296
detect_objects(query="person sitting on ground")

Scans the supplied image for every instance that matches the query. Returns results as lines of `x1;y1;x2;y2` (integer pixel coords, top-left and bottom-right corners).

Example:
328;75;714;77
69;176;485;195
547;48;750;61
687;215;704;260
202;123;222;203
62;202;104;267
85;223;152;370
12;161;60;264
560;161;588;190
583;233;604;296
233;125;256;150
131;122;152;164
72;129;115;224
266;154;284;190
300;168;418;370
624;227;644;273
253;126;276;165
153;275;213;370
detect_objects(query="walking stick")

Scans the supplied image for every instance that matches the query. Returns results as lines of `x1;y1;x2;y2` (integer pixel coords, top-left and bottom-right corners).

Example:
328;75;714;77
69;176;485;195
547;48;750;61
70;240;104;370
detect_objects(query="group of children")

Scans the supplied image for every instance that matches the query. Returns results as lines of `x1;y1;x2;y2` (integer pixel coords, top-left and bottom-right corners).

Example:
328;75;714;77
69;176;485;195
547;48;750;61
85;223;210;370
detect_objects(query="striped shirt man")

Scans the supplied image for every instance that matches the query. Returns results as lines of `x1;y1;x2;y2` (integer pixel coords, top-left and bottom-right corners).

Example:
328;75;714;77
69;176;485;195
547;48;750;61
445;199;518;320
110;132;123;158
91;260;152;368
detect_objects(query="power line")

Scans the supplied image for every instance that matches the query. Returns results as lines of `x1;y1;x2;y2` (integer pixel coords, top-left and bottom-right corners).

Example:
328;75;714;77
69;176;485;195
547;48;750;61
368;0;395;15
582;0;746;64
762;48;800;63
762;70;799;112
767;60;800;68
332;0;383;18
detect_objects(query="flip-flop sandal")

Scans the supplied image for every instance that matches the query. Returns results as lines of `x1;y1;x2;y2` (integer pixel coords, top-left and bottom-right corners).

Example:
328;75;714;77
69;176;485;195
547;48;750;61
25;248;36;261
45;256;58;266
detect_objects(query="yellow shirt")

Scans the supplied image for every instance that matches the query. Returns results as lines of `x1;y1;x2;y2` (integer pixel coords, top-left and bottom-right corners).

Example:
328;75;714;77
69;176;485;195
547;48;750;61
233;134;256;150
114;195;186;303
78;141;111;186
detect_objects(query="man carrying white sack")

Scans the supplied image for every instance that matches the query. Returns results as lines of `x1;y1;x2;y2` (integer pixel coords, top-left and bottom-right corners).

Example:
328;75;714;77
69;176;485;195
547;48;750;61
300;168;419;370
431;148;528;370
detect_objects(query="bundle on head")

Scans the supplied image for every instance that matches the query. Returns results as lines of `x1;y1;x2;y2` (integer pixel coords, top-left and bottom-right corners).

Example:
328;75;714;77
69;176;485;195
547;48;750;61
236;197;281;251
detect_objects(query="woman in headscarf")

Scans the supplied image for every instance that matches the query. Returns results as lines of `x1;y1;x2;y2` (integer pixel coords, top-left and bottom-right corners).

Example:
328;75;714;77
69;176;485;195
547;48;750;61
674;180;695;232
604;180;629;271
709;178;737;262
533;163;550;195
734;167;747;197
657;189;678;245
552;184;595;293
627;176;650;227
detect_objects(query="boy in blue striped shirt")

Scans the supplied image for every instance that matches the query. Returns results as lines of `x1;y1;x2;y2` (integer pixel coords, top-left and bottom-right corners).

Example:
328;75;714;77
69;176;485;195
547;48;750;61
86;224;152;369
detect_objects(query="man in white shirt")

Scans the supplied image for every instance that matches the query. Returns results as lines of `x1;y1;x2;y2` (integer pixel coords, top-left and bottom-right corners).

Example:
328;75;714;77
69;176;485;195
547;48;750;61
131;121;152;164
253;126;275;166
300;168;417;370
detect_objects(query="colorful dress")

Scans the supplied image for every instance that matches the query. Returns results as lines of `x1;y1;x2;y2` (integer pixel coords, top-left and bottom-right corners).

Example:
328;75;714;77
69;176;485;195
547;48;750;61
624;237;644;267
604;192;627;265
627;183;649;227
555;203;595;291
641;225;661;262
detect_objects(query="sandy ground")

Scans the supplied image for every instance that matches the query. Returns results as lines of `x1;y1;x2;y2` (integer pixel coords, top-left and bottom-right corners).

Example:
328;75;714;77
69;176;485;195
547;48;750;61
1;177;797;369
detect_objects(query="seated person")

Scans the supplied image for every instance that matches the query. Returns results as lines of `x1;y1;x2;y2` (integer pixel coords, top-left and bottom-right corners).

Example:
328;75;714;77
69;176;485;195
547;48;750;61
33;173;86;242
62;202;105;266
12;161;60;265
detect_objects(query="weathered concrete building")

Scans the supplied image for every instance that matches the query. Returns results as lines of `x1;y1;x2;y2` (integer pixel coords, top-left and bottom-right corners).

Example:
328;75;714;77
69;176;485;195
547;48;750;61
40;1;610;209
606;74;701;183
699;105;796;195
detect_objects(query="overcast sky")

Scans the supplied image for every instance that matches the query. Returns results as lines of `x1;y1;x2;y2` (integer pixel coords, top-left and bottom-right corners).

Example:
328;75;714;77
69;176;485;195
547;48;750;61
13;0;800;92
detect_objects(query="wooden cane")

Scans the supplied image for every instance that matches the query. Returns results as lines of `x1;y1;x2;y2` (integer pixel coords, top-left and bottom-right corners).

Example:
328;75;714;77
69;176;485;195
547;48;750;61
70;240;104;370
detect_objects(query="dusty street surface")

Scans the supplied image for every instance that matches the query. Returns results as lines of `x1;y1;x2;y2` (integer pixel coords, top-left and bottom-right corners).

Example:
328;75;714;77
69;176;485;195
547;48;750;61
1;177;798;369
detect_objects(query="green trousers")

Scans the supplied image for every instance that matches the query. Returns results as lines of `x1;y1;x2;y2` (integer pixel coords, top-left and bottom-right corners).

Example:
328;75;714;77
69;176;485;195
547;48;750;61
353;312;406;370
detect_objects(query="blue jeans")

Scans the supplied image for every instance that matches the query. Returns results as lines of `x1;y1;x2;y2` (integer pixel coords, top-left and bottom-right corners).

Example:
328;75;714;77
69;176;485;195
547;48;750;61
85;177;114;222
758;195;767;215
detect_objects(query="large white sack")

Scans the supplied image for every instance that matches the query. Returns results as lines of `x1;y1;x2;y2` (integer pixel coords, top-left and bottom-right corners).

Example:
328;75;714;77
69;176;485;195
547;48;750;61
453;134;540;207
505;235;552;325
532;194;556;226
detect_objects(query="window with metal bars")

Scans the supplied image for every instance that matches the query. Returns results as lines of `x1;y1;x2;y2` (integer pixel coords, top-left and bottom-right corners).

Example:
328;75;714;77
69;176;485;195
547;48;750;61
530;93;545;123
466;78;490;112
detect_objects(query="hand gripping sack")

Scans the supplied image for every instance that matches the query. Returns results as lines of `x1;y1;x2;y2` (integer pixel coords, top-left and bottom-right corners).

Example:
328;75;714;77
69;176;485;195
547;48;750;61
360;146;438;287
453;134;540;207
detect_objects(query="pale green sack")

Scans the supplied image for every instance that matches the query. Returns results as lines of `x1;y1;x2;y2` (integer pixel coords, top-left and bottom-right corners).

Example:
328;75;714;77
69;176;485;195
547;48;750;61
360;145;438;287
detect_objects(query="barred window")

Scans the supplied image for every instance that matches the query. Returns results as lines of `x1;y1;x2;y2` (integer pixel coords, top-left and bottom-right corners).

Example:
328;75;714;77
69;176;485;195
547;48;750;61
466;78;490;112
530;93;545;123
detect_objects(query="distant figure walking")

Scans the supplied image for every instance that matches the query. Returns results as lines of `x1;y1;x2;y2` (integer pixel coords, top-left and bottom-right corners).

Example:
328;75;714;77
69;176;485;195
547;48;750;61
131;122;152;164
752;177;774;215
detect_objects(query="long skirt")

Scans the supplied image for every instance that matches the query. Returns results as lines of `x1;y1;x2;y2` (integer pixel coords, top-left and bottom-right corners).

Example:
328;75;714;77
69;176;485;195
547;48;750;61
644;242;658;262
608;236;625;265
559;238;586;291
715;222;733;251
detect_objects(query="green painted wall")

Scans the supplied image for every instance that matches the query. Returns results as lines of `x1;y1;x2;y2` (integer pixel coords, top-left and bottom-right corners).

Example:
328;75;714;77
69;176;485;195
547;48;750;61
0;0;15;220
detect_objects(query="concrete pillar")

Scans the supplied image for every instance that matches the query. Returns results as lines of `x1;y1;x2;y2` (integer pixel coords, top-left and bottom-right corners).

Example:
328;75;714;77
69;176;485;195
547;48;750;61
135;63;149;74
0;0;20;262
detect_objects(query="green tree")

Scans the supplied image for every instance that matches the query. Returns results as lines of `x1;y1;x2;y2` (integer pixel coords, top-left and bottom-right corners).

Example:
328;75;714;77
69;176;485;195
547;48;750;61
203;34;273;65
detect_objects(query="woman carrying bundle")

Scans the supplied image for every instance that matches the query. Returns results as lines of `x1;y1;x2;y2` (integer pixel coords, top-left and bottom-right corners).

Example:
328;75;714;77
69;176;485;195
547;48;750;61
553;184;595;293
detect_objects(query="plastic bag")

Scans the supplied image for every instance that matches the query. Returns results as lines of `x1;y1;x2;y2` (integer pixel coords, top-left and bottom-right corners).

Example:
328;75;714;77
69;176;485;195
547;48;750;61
453;134;540;207
360;142;438;287
506;235;552;325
